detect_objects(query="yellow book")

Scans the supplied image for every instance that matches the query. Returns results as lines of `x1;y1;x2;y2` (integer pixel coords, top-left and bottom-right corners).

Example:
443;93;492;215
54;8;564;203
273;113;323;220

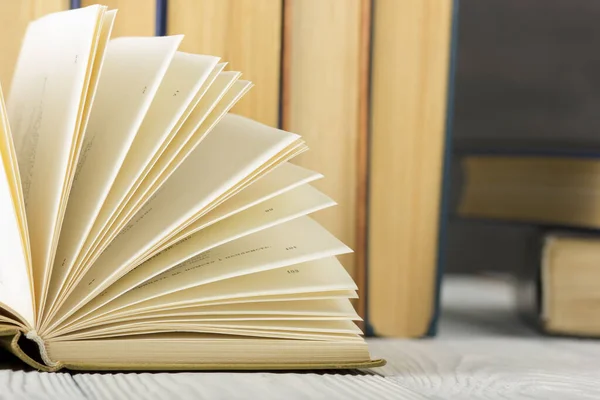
516;233;600;337
459;156;600;228
0;6;382;371
367;0;455;337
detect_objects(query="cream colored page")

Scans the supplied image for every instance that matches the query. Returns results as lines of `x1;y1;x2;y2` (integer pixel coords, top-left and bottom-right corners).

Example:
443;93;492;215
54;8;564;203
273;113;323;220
104;78;249;239
124;81;254;238
49;42;198;317
147;79;252;193
60;319;362;341
112;299;359;320
67;63;225;296
64;161;319;326
60;8;115;216
63;258;356;331
142;71;240;187
103;140;301;277
0;89;33;326
61;317;361;342
62;184;334;322
57;325;362;342
42;10;115;321
73;63;226;280
61;298;358;335
68;217;351;324
52;216;349;333
58;81;251;306
52;35;183;308
133;183;335;284
73;73;244;276
6;5;103;318
55;299;359;336
123;72;240;218
62;310;360;339
64;290;357;333
165;143;309;244
158;162;319;250
75;53;220;277
0;85;32;292
50;114;300;325
182;163;322;236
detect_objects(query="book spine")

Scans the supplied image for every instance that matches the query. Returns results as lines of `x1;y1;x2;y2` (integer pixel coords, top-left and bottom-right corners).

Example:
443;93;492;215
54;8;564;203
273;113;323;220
0;328;62;372
425;0;460;337
24;330;59;369
514;230;546;331
155;0;168;36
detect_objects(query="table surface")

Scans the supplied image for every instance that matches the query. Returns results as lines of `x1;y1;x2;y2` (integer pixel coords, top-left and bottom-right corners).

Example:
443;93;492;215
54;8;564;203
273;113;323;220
3;275;600;400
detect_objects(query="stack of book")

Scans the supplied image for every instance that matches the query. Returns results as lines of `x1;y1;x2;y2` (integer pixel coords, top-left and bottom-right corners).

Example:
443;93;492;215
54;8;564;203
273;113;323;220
458;155;600;336
449;0;600;338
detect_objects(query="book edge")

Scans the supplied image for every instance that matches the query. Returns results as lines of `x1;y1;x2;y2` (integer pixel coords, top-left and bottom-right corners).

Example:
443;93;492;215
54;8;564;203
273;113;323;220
1;326;385;372
0;328;62;372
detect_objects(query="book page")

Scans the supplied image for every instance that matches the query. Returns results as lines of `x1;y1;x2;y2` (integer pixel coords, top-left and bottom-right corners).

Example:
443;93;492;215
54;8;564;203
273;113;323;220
47;114;300;328
113;298;359;319
65;64;228;298
71;72;245;281
6;6;105;315
41;9;116;322
61;299;358;336
60;183;334;323
66;312;358;334
60;90;261;304
180;141;306;234
58;318;362;341
156;162;321;248
101;78;251;247
63;217;351;327
63;290;358;334
47;335;369;367
61;162;320;329
63;132;300;321
0;85;34;327
65;317;362;340
48;38;191;318
55;326;363;343
48;36;183;320
71;53;220;291
56;300;360;339
147;140;307;257
146;79;252;195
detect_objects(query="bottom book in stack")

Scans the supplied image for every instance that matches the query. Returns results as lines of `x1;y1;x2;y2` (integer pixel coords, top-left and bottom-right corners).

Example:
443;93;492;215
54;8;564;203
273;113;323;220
517;233;600;337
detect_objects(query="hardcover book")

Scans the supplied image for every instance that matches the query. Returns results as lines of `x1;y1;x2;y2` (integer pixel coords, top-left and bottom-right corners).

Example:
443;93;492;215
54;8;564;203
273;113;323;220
516;231;600;337
365;0;458;337
0;5;382;371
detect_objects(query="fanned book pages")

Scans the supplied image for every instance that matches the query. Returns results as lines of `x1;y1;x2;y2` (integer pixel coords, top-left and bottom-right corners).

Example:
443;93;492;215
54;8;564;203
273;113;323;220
0;6;383;372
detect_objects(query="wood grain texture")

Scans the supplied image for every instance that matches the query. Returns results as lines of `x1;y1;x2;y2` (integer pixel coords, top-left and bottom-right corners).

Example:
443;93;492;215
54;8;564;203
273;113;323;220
2;277;600;399
82;0;156;37
0;0;69;92
167;0;282;127
281;0;365;280
368;338;600;400
368;0;454;337
0;366;425;400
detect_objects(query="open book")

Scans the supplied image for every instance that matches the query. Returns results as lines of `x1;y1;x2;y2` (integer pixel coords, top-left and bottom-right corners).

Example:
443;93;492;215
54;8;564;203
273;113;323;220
0;5;382;371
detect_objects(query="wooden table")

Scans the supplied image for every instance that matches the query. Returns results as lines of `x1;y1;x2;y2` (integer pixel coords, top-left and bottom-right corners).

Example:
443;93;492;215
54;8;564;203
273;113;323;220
2;275;599;399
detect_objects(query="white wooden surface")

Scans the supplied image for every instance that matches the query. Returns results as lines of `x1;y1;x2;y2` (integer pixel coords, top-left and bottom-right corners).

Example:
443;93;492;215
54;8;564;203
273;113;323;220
2;275;600;399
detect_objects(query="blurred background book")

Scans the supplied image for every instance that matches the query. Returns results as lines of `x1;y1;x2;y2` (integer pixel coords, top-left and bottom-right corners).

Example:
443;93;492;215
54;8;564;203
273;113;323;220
4;0;598;339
